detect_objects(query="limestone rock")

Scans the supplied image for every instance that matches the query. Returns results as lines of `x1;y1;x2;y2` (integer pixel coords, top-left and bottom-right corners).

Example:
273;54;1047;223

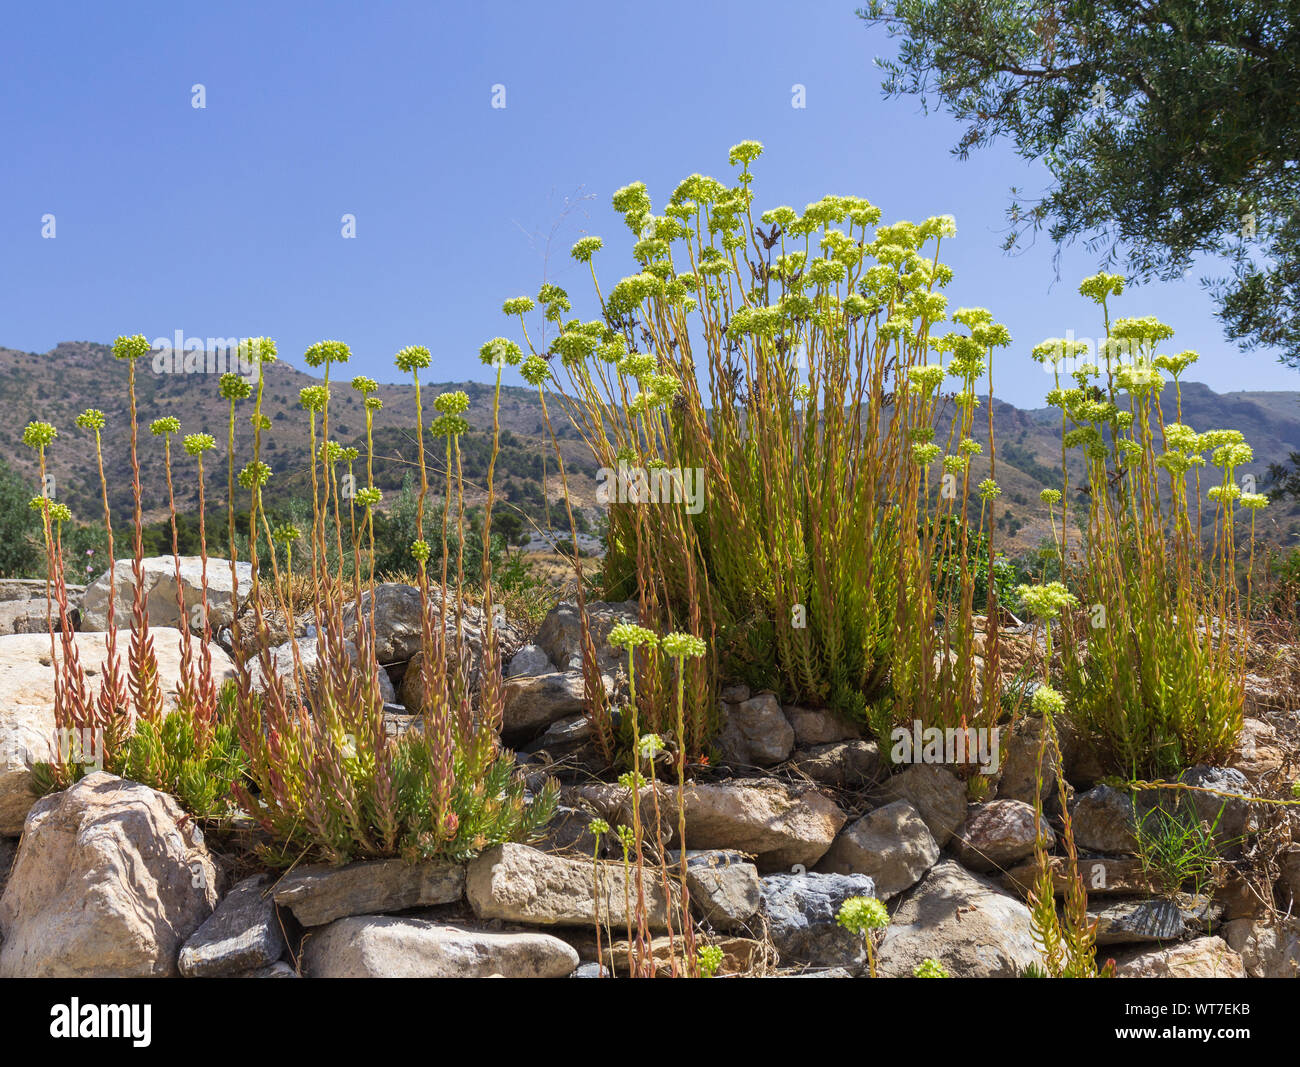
81;556;252;632
179;874;284;977
0;629;236;834
272;858;465;927
0;772;220;977
303;915;578;978
879;765;967;847
1112;936;1246;978
467;842;673;930
716;693;795;768
876;860;1041;978
952;799;1052;873
816;800;938;899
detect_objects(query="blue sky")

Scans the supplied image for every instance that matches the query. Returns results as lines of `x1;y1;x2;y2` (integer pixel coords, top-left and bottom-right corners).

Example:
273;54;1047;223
3;0;1297;408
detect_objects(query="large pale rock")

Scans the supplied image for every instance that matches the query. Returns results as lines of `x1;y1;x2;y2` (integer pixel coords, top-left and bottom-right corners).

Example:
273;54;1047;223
534;600;640;674
0;598;71;635
760;872;877;970
303;915;578;978
879;765;967;847
0;772;220;977
340;582;522;669
501;671;587;743
952;799;1052;873
816;800;938;898
467;842;674;929
0;629;236;834
179;874;284;977
272;858;465;926
1112;936;1246;978
81;556;252;632
716;693;795;768
623;780;846;871
1222;917;1300;978
876;860;1041;978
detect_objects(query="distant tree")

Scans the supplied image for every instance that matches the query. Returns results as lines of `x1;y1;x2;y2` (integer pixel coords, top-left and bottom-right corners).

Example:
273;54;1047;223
860;1;1300;362
0;455;41;577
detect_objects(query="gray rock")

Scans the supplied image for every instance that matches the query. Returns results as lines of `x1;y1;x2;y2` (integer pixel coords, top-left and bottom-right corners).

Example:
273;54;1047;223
535;600;640;675
719;684;751;703
1222;917;1300;978
879;765;967;847
877;860;1041;978
816;800;938;898
234;960;299;978
1002;855;1151;898
1090;898;1188;945
1071;784;1140;855
179;874;284;977
570;961;609;978
272;859;465;927
527;713;593;757
952;799;1052;873
502;671;588;743
250;636;396;707
0;772;220;977
670;850;761;932
507;643;554;678
81;556;252;632
760;872;878;970
716;693;795;768
996;716;1057;803
532;803;607;857
621;779;847;871
1175;765;1256;850
341;582;522;669
791;740;881;788
467;842;674;930
303;915;579;978
1112;936;1246;977
783;706;861;747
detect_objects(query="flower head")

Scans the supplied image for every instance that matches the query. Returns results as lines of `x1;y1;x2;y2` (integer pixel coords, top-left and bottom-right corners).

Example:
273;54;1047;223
394;345;431;373
112;334;151;361
351;375;379;395
150;416;181;436
21;422;57;449
913;958;950;978
183;433;216;456
304;340;350;367
75;409;106;432
1031;684;1066;717
661;632;707;659
1015;581;1078;621
837;896;889;936
608;623;659;651
220;373;252;401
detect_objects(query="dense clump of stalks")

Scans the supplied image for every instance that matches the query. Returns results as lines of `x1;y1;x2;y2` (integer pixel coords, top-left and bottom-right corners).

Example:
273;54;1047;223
27;334;555;858
229;340;555;865
500;141;1010;759
1036;276;1264;777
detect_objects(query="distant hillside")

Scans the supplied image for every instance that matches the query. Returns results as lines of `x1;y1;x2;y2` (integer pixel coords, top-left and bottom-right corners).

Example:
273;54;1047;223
2;342;1299;558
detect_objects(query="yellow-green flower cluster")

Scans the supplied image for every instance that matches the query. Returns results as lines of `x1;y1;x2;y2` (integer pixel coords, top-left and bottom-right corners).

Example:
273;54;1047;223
221;373;253;401
304;340;350;368
1031;684;1066;717
609;623;659;651
662;632;707;659
75;409;106;432
21;421;57;449
112;334;151;361
150;416;181;436
394;345;431;373
183;433;216;456
1016;581;1078;621
836;896;889;935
